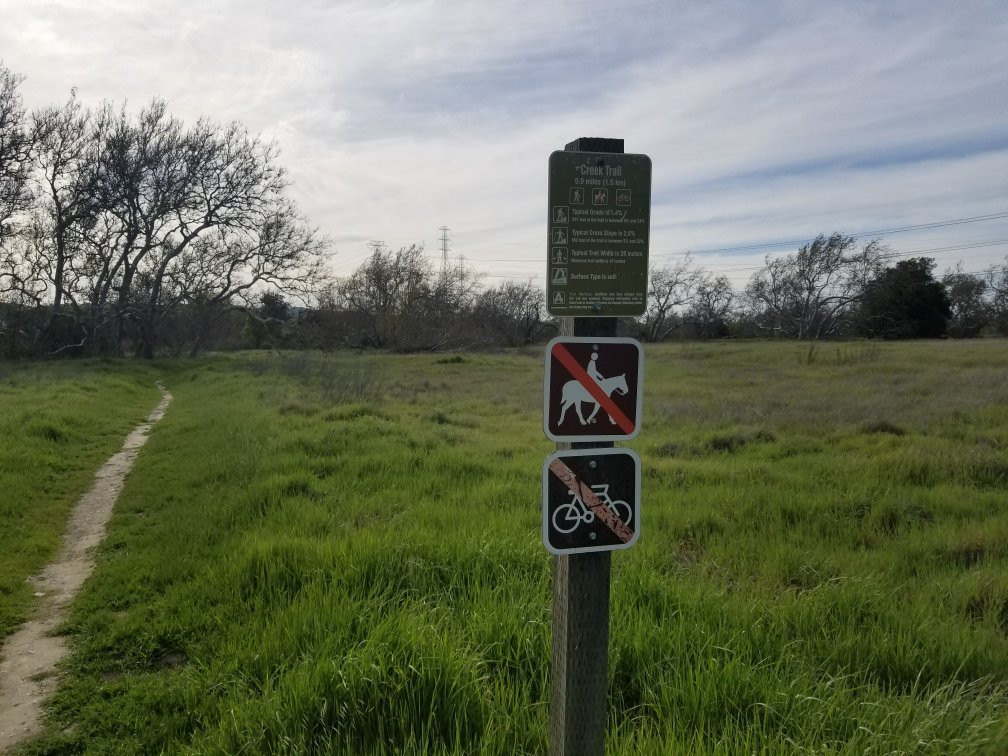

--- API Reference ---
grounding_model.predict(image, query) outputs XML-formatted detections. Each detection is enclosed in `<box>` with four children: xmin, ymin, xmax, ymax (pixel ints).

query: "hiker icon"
<box><xmin>552</xmin><ymin>227</ymin><xmax>568</xmax><ymax>244</ymax></box>
<box><xmin>569</xmin><ymin>187</ymin><xmax>584</xmax><ymax>205</ymax></box>
<box><xmin>558</xmin><ymin>350</ymin><xmax>629</xmax><ymax>425</ymax></box>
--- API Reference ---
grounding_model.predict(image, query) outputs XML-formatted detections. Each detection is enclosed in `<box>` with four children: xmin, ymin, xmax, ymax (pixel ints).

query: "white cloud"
<box><xmin>2</xmin><ymin>0</ymin><xmax>1006</xmax><ymax>290</ymax></box>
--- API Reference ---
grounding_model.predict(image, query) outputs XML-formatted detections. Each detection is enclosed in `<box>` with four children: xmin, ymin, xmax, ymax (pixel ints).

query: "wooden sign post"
<box><xmin>546</xmin><ymin>136</ymin><xmax>649</xmax><ymax>755</ymax></box>
<box><xmin>549</xmin><ymin>320</ymin><xmax>616</xmax><ymax>756</ymax></box>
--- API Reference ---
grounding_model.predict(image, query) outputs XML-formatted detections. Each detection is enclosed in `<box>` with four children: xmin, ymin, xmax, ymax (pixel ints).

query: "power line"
<box><xmin>421</xmin><ymin>237</ymin><xmax>1008</xmax><ymax>272</ymax></box>
<box><xmin>378</xmin><ymin>213</ymin><xmax>1008</xmax><ymax>267</ymax></box>
<box><xmin>658</xmin><ymin>240</ymin><xmax>1008</xmax><ymax>277</ymax></box>
<box><xmin>670</xmin><ymin>211</ymin><xmax>1008</xmax><ymax>258</ymax></box>
<box><xmin>327</xmin><ymin>211</ymin><xmax>1008</xmax><ymax>280</ymax></box>
<box><xmin>896</xmin><ymin>238</ymin><xmax>1008</xmax><ymax>255</ymax></box>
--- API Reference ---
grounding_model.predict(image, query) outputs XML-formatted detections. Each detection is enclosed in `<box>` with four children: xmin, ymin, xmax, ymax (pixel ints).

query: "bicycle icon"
<box><xmin>552</xmin><ymin>484</ymin><xmax>632</xmax><ymax>534</ymax></box>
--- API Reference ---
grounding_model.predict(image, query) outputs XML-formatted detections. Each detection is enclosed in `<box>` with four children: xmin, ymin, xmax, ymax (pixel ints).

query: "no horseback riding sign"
<box><xmin>543</xmin><ymin>336</ymin><xmax>643</xmax><ymax>442</ymax></box>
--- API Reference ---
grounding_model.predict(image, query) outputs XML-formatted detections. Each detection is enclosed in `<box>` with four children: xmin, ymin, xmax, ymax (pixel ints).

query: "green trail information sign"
<box><xmin>546</xmin><ymin>150</ymin><xmax>651</xmax><ymax>317</ymax></box>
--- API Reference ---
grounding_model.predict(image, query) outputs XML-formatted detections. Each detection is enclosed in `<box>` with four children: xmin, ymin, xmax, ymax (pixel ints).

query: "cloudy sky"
<box><xmin>2</xmin><ymin>0</ymin><xmax>1006</xmax><ymax>288</ymax></box>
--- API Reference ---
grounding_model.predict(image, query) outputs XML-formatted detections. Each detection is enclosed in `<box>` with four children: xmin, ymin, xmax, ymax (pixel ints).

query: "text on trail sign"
<box><xmin>543</xmin><ymin>336</ymin><xmax>644</xmax><ymax>442</ymax></box>
<box><xmin>546</xmin><ymin>150</ymin><xmax>651</xmax><ymax>317</ymax></box>
<box><xmin>542</xmin><ymin>447</ymin><xmax>641</xmax><ymax>555</ymax></box>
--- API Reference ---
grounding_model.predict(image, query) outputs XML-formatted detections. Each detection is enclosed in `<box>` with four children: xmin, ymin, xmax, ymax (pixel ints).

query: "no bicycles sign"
<box><xmin>542</xmin><ymin>447</ymin><xmax>641</xmax><ymax>555</ymax></box>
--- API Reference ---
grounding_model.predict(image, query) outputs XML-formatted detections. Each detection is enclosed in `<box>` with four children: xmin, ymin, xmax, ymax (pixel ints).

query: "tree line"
<box><xmin>237</xmin><ymin>233</ymin><xmax>1008</xmax><ymax>354</ymax></box>
<box><xmin>647</xmin><ymin>234</ymin><xmax>1008</xmax><ymax>342</ymax></box>
<box><xmin>0</xmin><ymin>64</ymin><xmax>327</xmax><ymax>358</ymax></box>
<box><xmin>3</xmin><ymin>63</ymin><xmax>1007</xmax><ymax>358</ymax></box>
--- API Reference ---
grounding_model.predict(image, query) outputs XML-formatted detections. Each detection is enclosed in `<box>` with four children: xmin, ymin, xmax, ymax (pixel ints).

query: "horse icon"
<box><xmin>558</xmin><ymin>373</ymin><xmax>629</xmax><ymax>425</ymax></box>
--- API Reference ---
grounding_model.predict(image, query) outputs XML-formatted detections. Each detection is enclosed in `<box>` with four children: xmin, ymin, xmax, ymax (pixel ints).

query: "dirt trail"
<box><xmin>0</xmin><ymin>385</ymin><xmax>172</xmax><ymax>753</ymax></box>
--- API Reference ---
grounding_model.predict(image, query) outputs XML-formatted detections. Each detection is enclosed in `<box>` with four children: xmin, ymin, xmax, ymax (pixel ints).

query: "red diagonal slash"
<box><xmin>548</xmin><ymin>459</ymin><xmax>634</xmax><ymax>542</ymax></box>
<box><xmin>552</xmin><ymin>343</ymin><xmax>634</xmax><ymax>434</ymax></box>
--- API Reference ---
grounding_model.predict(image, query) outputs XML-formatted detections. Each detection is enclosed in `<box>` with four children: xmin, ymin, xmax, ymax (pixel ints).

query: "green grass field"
<box><xmin>5</xmin><ymin>341</ymin><xmax>1008</xmax><ymax>754</ymax></box>
<box><xmin>0</xmin><ymin>360</ymin><xmax>161</xmax><ymax>641</ymax></box>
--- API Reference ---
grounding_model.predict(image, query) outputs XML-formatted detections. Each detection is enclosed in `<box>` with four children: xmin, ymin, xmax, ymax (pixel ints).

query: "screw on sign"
<box><xmin>542</xmin><ymin>447</ymin><xmax>640</xmax><ymax>555</ymax></box>
<box><xmin>543</xmin><ymin>336</ymin><xmax>643</xmax><ymax>442</ymax></box>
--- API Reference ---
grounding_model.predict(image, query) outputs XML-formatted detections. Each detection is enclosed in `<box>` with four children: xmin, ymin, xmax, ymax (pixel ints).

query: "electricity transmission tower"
<box><xmin>439</xmin><ymin>226</ymin><xmax>451</xmax><ymax>276</ymax></box>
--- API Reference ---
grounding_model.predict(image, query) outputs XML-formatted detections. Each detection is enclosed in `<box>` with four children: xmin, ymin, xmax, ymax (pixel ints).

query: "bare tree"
<box><xmin>642</xmin><ymin>254</ymin><xmax>700</xmax><ymax>341</ymax></box>
<box><xmin>986</xmin><ymin>255</ymin><xmax>1008</xmax><ymax>334</ymax></box>
<box><xmin>28</xmin><ymin>93</ymin><xmax>105</xmax><ymax>346</ymax></box>
<box><xmin>38</xmin><ymin>100</ymin><xmax>323</xmax><ymax>357</ymax></box>
<box><xmin>942</xmin><ymin>263</ymin><xmax>989</xmax><ymax>338</ymax></box>
<box><xmin>70</xmin><ymin>100</ymin><xmax>192</xmax><ymax>353</ymax></box>
<box><xmin>0</xmin><ymin>64</ymin><xmax>32</xmax><ymax>248</ymax></box>
<box><xmin>744</xmin><ymin>234</ymin><xmax>887</xmax><ymax>339</ymax></box>
<box><xmin>474</xmin><ymin>279</ymin><xmax>548</xmax><ymax>346</ymax></box>
<box><xmin>173</xmin><ymin>204</ymin><xmax>328</xmax><ymax>355</ymax></box>
<box><xmin>334</xmin><ymin>242</ymin><xmax>490</xmax><ymax>351</ymax></box>
<box><xmin>685</xmin><ymin>273</ymin><xmax>735</xmax><ymax>339</ymax></box>
<box><xmin>425</xmin><ymin>254</ymin><xmax>484</xmax><ymax>349</ymax></box>
<box><xmin>1</xmin><ymin>75</ymin><xmax>331</xmax><ymax>357</ymax></box>
<box><xmin>129</xmin><ymin>118</ymin><xmax>294</xmax><ymax>357</ymax></box>
<box><xmin>0</xmin><ymin>224</ymin><xmax>48</xmax><ymax>304</ymax></box>
<box><xmin>337</xmin><ymin>242</ymin><xmax>431</xmax><ymax>348</ymax></box>
<box><xmin>0</xmin><ymin>223</ymin><xmax>50</xmax><ymax>355</ymax></box>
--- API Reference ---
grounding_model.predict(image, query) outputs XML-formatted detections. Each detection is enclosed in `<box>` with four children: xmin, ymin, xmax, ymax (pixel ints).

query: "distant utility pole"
<box><xmin>439</xmin><ymin>225</ymin><xmax>451</xmax><ymax>276</ymax></box>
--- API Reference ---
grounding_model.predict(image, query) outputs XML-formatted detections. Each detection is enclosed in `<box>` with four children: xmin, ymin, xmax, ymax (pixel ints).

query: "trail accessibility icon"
<box><xmin>542</xmin><ymin>447</ymin><xmax>640</xmax><ymax>555</ymax></box>
<box><xmin>543</xmin><ymin>336</ymin><xmax>643</xmax><ymax>442</ymax></box>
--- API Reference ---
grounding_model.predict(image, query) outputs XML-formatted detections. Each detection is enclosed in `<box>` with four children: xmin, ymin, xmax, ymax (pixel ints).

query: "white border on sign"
<box><xmin>541</xmin><ymin>447</ymin><xmax>641</xmax><ymax>556</ymax></box>
<box><xmin>542</xmin><ymin>336</ymin><xmax>645</xmax><ymax>443</ymax></box>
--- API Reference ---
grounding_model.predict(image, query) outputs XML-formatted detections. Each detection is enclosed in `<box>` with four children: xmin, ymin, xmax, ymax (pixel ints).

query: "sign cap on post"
<box><xmin>564</xmin><ymin>137</ymin><xmax>624</xmax><ymax>152</ymax></box>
